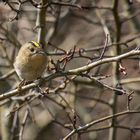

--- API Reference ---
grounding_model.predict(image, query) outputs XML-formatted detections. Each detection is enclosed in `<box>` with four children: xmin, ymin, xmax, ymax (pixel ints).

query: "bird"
<box><xmin>14</xmin><ymin>41</ymin><xmax>47</xmax><ymax>83</ymax></box>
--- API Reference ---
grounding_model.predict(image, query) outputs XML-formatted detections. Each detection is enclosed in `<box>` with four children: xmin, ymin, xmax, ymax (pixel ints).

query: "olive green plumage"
<box><xmin>14</xmin><ymin>41</ymin><xmax>47</xmax><ymax>81</ymax></box>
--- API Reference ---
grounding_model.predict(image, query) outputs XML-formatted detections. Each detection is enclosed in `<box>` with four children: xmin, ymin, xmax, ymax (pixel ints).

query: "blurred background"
<box><xmin>1</xmin><ymin>0</ymin><xmax>140</xmax><ymax>140</ymax></box>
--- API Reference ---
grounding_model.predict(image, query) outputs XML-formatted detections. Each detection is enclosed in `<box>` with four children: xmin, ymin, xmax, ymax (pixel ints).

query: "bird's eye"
<box><xmin>30</xmin><ymin>47</ymin><xmax>35</xmax><ymax>52</ymax></box>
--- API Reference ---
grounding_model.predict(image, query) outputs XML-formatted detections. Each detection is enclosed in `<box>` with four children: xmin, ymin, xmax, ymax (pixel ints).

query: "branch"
<box><xmin>63</xmin><ymin>110</ymin><xmax>140</xmax><ymax>140</ymax></box>
<box><xmin>0</xmin><ymin>48</ymin><xmax>140</xmax><ymax>101</ymax></box>
<box><xmin>50</xmin><ymin>1</ymin><xmax>112</xmax><ymax>10</ymax></box>
<box><xmin>0</xmin><ymin>69</ymin><xmax>15</xmax><ymax>81</ymax></box>
<box><xmin>67</xmin><ymin>49</ymin><xmax>140</xmax><ymax>74</ymax></box>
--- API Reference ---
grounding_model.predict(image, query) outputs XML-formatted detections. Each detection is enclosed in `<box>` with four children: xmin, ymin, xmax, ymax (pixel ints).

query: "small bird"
<box><xmin>14</xmin><ymin>41</ymin><xmax>47</xmax><ymax>82</ymax></box>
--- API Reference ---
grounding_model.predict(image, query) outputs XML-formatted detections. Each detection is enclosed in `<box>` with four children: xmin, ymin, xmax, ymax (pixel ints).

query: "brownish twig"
<box><xmin>62</xmin><ymin>110</ymin><xmax>140</xmax><ymax>140</ymax></box>
<box><xmin>19</xmin><ymin>109</ymin><xmax>29</xmax><ymax>140</ymax></box>
<box><xmin>99</xmin><ymin>34</ymin><xmax>109</xmax><ymax>60</ymax></box>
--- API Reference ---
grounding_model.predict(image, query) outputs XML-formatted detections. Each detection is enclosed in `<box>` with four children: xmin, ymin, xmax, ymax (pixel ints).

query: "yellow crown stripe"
<box><xmin>31</xmin><ymin>41</ymin><xmax>40</xmax><ymax>47</ymax></box>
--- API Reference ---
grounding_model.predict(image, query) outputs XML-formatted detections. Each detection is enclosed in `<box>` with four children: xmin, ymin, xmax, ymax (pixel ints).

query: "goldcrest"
<box><xmin>14</xmin><ymin>41</ymin><xmax>47</xmax><ymax>81</ymax></box>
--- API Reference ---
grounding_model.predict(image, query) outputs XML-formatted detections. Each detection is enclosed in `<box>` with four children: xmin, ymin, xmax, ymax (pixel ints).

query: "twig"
<box><xmin>19</xmin><ymin>109</ymin><xmax>29</xmax><ymax>140</ymax></box>
<box><xmin>11</xmin><ymin>108</ymin><xmax>19</xmax><ymax>140</ymax></box>
<box><xmin>67</xmin><ymin>49</ymin><xmax>140</xmax><ymax>74</ymax></box>
<box><xmin>51</xmin><ymin>2</ymin><xmax>112</xmax><ymax>10</ymax></box>
<box><xmin>46</xmin><ymin>33</ymin><xmax>140</xmax><ymax>56</ymax></box>
<box><xmin>127</xmin><ymin>91</ymin><xmax>134</xmax><ymax>110</ymax></box>
<box><xmin>0</xmin><ymin>69</ymin><xmax>15</xmax><ymax>81</ymax></box>
<box><xmin>62</xmin><ymin>110</ymin><xmax>140</xmax><ymax>140</ymax></box>
<box><xmin>99</xmin><ymin>34</ymin><xmax>109</xmax><ymax>59</ymax></box>
<box><xmin>1</xmin><ymin>48</ymin><xmax>140</xmax><ymax>101</ymax></box>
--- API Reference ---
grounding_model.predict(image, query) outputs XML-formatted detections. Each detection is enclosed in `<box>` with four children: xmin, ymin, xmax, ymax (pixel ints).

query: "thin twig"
<box><xmin>62</xmin><ymin>110</ymin><xmax>140</xmax><ymax>140</ymax></box>
<box><xmin>0</xmin><ymin>69</ymin><xmax>15</xmax><ymax>81</ymax></box>
<box><xmin>19</xmin><ymin>109</ymin><xmax>29</xmax><ymax>140</ymax></box>
<box><xmin>1</xmin><ymin>49</ymin><xmax>140</xmax><ymax>101</ymax></box>
<box><xmin>99</xmin><ymin>34</ymin><xmax>109</xmax><ymax>59</ymax></box>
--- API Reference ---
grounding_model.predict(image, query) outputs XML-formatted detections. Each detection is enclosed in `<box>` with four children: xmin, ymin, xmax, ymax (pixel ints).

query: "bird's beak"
<box><xmin>36</xmin><ymin>50</ymin><xmax>46</xmax><ymax>55</ymax></box>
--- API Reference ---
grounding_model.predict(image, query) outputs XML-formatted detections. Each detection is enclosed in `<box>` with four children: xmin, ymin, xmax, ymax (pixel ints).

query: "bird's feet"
<box><xmin>17</xmin><ymin>80</ymin><xmax>26</xmax><ymax>91</ymax></box>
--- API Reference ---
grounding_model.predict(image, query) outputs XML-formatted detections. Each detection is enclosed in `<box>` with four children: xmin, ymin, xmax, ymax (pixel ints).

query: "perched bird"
<box><xmin>14</xmin><ymin>41</ymin><xmax>47</xmax><ymax>82</ymax></box>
